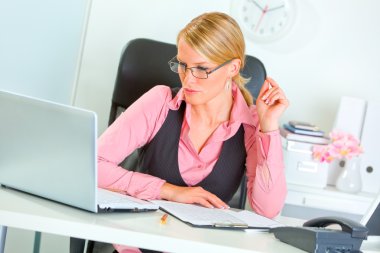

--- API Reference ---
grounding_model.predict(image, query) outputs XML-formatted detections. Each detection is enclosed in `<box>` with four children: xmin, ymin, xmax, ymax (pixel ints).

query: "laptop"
<box><xmin>0</xmin><ymin>90</ymin><xmax>158</xmax><ymax>213</ymax></box>
<box><xmin>361</xmin><ymin>191</ymin><xmax>380</xmax><ymax>236</ymax></box>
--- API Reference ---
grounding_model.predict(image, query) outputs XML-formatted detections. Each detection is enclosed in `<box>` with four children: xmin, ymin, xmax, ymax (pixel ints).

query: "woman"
<box><xmin>98</xmin><ymin>12</ymin><xmax>288</xmax><ymax>253</ymax></box>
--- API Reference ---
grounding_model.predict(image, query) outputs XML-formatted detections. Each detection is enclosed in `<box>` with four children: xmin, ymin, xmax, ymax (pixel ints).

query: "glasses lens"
<box><xmin>169</xmin><ymin>59</ymin><xmax>187</xmax><ymax>74</ymax></box>
<box><xmin>191</xmin><ymin>68</ymin><xmax>208</xmax><ymax>79</ymax></box>
<box><xmin>168</xmin><ymin>57</ymin><xmax>208</xmax><ymax>79</ymax></box>
<box><xmin>169</xmin><ymin>62</ymin><xmax>180</xmax><ymax>73</ymax></box>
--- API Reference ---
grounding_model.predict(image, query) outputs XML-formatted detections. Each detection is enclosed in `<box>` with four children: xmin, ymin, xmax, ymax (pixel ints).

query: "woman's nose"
<box><xmin>183</xmin><ymin>69</ymin><xmax>196</xmax><ymax>83</ymax></box>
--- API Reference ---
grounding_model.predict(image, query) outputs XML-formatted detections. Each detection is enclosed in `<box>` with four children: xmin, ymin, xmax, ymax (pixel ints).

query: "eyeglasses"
<box><xmin>168</xmin><ymin>56</ymin><xmax>232</xmax><ymax>79</ymax></box>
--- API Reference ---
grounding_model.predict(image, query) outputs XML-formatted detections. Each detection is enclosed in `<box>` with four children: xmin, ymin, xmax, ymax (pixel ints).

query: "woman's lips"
<box><xmin>184</xmin><ymin>88</ymin><xmax>200</xmax><ymax>94</ymax></box>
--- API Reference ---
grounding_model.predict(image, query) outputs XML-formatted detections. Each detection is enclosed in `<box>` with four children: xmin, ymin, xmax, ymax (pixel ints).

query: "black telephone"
<box><xmin>271</xmin><ymin>216</ymin><xmax>369</xmax><ymax>253</ymax></box>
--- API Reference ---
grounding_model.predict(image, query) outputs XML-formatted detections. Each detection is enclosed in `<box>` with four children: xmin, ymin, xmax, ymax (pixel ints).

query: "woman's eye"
<box><xmin>178</xmin><ymin>62</ymin><xmax>187</xmax><ymax>68</ymax></box>
<box><xmin>196</xmin><ymin>66</ymin><xmax>208</xmax><ymax>71</ymax></box>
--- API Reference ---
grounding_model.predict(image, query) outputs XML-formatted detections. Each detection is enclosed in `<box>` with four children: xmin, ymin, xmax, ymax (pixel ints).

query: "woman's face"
<box><xmin>177</xmin><ymin>39</ymin><xmax>237</xmax><ymax>106</ymax></box>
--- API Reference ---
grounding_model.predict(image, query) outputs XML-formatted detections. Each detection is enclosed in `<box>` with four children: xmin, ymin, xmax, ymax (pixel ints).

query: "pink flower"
<box><xmin>312</xmin><ymin>130</ymin><xmax>363</xmax><ymax>163</ymax></box>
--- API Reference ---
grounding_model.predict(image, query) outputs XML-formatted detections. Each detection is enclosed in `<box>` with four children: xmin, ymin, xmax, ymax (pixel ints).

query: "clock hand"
<box><xmin>248</xmin><ymin>0</ymin><xmax>264</xmax><ymax>11</ymax></box>
<box><xmin>254</xmin><ymin>4</ymin><xmax>269</xmax><ymax>33</ymax></box>
<box><xmin>266</xmin><ymin>4</ymin><xmax>285</xmax><ymax>12</ymax></box>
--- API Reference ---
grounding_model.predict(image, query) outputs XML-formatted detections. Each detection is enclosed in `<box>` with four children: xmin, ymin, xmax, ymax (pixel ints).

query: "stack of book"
<box><xmin>280</xmin><ymin>121</ymin><xmax>330</xmax><ymax>145</ymax></box>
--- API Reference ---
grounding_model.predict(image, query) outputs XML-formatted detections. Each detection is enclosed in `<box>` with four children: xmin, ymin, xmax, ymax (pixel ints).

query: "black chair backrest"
<box><xmin>109</xmin><ymin>38</ymin><xmax>267</xmax><ymax>209</ymax></box>
<box><xmin>109</xmin><ymin>38</ymin><xmax>266</xmax><ymax>125</ymax></box>
<box><xmin>109</xmin><ymin>39</ymin><xmax>181</xmax><ymax>125</ymax></box>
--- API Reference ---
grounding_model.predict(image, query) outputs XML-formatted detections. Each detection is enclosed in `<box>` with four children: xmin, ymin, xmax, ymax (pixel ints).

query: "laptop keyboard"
<box><xmin>97</xmin><ymin>188</ymin><xmax>157</xmax><ymax>209</ymax></box>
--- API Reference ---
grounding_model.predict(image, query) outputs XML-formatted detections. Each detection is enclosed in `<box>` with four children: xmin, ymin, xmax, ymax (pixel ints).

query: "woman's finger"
<box><xmin>267</xmin><ymin>90</ymin><xmax>289</xmax><ymax>106</ymax></box>
<box><xmin>258</xmin><ymin>79</ymin><xmax>275</xmax><ymax>98</ymax></box>
<box><xmin>267</xmin><ymin>91</ymin><xmax>281</xmax><ymax>105</ymax></box>
<box><xmin>195</xmin><ymin>198</ymin><xmax>215</xmax><ymax>208</ymax></box>
<box><xmin>262</xmin><ymin>87</ymin><xmax>279</xmax><ymax>103</ymax></box>
<box><xmin>195</xmin><ymin>189</ymin><xmax>228</xmax><ymax>209</ymax></box>
<box><xmin>206</xmin><ymin>194</ymin><xmax>228</xmax><ymax>209</ymax></box>
<box><xmin>266</xmin><ymin>77</ymin><xmax>279</xmax><ymax>88</ymax></box>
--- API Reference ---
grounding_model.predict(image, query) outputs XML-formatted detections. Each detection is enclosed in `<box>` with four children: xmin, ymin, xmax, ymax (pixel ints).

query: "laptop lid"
<box><xmin>0</xmin><ymin>90</ymin><xmax>159</xmax><ymax>213</ymax></box>
<box><xmin>361</xmin><ymin>192</ymin><xmax>380</xmax><ymax>236</ymax></box>
<box><xmin>0</xmin><ymin>90</ymin><xmax>98</xmax><ymax>212</ymax></box>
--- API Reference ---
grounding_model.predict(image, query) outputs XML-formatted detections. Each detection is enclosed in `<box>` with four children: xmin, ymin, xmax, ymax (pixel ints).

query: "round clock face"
<box><xmin>231</xmin><ymin>0</ymin><xmax>296</xmax><ymax>43</ymax></box>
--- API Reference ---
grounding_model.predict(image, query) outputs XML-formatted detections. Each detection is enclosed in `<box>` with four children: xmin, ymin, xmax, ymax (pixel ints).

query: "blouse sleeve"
<box><xmin>244</xmin><ymin>108</ymin><xmax>287</xmax><ymax>218</ymax></box>
<box><xmin>97</xmin><ymin>85</ymin><xmax>172</xmax><ymax>200</ymax></box>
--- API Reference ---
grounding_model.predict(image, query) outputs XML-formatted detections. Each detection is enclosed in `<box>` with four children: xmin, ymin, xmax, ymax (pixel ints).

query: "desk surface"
<box><xmin>0</xmin><ymin>187</ymin><xmax>379</xmax><ymax>253</ymax></box>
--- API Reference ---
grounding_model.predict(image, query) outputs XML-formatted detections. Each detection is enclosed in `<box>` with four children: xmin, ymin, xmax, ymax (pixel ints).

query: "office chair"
<box><xmin>74</xmin><ymin>38</ymin><xmax>266</xmax><ymax>253</ymax></box>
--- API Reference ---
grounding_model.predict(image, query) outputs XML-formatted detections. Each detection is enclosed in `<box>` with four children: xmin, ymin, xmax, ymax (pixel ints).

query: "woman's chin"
<box><xmin>184</xmin><ymin>96</ymin><xmax>204</xmax><ymax>106</ymax></box>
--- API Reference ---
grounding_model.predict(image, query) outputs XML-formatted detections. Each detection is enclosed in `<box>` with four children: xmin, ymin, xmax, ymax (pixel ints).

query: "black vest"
<box><xmin>139</xmin><ymin>92</ymin><xmax>247</xmax><ymax>203</ymax></box>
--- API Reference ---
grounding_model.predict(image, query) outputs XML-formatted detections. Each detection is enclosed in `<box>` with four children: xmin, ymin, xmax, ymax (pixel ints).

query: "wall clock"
<box><xmin>231</xmin><ymin>0</ymin><xmax>296</xmax><ymax>43</ymax></box>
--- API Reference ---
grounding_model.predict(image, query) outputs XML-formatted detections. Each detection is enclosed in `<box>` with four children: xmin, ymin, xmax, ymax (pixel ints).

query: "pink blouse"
<box><xmin>98</xmin><ymin>84</ymin><xmax>287</xmax><ymax>218</ymax></box>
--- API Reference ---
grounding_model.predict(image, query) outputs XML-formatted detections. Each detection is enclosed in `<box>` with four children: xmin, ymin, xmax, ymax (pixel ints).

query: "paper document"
<box><xmin>152</xmin><ymin>200</ymin><xmax>284</xmax><ymax>230</ymax></box>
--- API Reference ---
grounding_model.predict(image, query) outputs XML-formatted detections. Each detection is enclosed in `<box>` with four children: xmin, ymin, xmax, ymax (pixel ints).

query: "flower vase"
<box><xmin>335</xmin><ymin>157</ymin><xmax>362</xmax><ymax>193</ymax></box>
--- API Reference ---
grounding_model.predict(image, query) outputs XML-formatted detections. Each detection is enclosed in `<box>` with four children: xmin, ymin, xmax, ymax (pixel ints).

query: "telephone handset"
<box><xmin>271</xmin><ymin>216</ymin><xmax>369</xmax><ymax>253</ymax></box>
<box><xmin>303</xmin><ymin>216</ymin><xmax>369</xmax><ymax>239</ymax></box>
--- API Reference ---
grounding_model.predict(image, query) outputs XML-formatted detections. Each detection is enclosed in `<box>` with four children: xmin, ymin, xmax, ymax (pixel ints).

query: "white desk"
<box><xmin>0</xmin><ymin>187</ymin><xmax>379</xmax><ymax>253</ymax></box>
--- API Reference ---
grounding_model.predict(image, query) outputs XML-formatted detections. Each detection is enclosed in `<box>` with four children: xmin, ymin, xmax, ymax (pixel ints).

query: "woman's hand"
<box><xmin>256</xmin><ymin>77</ymin><xmax>289</xmax><ymax>132</ymax></box>
<box><xmin>159</xmin><ymin>182</ymin><xmax>229</xmax><ymax>209</ymax></box>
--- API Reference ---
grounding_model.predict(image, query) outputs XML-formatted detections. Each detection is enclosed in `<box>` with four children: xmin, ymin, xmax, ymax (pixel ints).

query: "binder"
<box><xmin>359</xmin><ymin>100</ymin><xmax>380</xmax><ymax>193</ymax></box>
<box><xmin>332</xmin><ymin>96</ymin><xmax>367</xmax><ymax>140</ymax></box>
<box><xmin>152</xmin><ymin>200</ymin><xmax>283</xmax><ymax>230</ymax></box>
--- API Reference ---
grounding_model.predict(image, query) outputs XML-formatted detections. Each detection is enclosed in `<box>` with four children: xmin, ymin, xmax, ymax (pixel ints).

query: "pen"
<box><xmin>160</xmin><ymin>213</ymin><xmax>168</xmax><ymax>224</ymax></box>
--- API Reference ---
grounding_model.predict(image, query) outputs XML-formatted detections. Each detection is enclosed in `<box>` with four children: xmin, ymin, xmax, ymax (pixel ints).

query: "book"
<box><xmin>152</xmin><ymin>200</ymin><xmax>283</xmax><ymax>230</ymax></box>
<box><xmin>280</xmin><ymin>128</ymin><xmax>330</xmax><ymax>145</ymax></box>
<box><xmin>289</xmin><ymin>120</ymin><xmax>320</xmax><ymax>132</ymax></box>
<box><xmin>283</xmin><ymin>124</ymin><xmax>325</xmax><ymax>137</ymax></box>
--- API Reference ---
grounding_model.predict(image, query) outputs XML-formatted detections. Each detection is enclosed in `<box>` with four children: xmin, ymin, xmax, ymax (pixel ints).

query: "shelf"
<box><xmin>285</xmin><ymin>183</ymin><xmax>376</xmax><ymax>216</ymax></box>
<box><xmin>288</xmin><ymin>183</ymin><xmax>376</xmax><ymax>201</ymax></box>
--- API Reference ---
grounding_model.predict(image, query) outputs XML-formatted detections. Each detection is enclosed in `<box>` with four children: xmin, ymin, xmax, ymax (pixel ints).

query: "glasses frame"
<box><xmin>168</xmin><ymin>56</ymin><xmax>233</xmax><ymax>79</ymax></box>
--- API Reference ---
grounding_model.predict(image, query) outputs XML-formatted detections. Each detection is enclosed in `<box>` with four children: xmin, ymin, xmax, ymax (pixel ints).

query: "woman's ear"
<box><xmin>229</xmin><ymin>59</ymin><xmax>241</xmax><ymax>77</ymax></box>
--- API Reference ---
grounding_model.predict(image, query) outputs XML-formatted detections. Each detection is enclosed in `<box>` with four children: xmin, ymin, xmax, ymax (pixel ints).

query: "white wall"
<box><xmin>74</xmin><ymin>0</ymin><xmax>380</xmax><ymax>135</ymax></box>
<box><xmin>0</xmin><ymin>0</ymin><xmax>90</xmax><ymax>104</ymax></box>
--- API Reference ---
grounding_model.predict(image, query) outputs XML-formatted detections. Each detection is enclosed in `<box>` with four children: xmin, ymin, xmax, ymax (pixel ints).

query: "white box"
<box><xmin>282</xmin><ymin>138</ymin><xmax>328</xmax><ymax>188</ymax></box>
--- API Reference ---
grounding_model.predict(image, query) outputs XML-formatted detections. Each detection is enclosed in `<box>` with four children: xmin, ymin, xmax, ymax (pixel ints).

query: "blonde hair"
<box><xmin>177</xmin><ymin>12</ymin><xmax>253</xmax><ymax>105</ymax></box>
